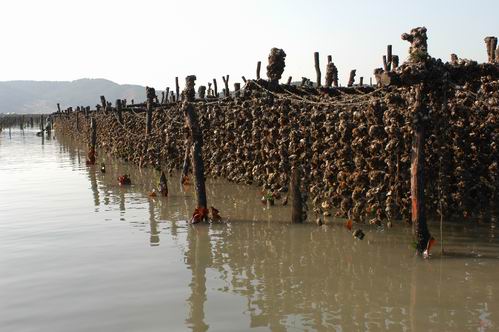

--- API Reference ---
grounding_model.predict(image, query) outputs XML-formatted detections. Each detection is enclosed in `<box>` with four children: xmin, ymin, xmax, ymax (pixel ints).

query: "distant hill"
<box><xmin>0</xmin><ymin>79</ymin><xmax>146</xmax><ymax>114</ymax></box>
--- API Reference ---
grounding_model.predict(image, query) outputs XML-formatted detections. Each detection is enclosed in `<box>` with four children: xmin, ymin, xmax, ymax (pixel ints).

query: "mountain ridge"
<box><xmin>0</xmin><ymin>78</ymin><xmax>146</xmax><ymax>114</ymax></box>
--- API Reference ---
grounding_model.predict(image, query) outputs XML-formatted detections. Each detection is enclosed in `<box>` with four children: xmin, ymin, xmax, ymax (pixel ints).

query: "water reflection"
<box><xmin>51</xmin><ymin>132</ymin><xmax>499</xmax><ymax>332</ymax></box>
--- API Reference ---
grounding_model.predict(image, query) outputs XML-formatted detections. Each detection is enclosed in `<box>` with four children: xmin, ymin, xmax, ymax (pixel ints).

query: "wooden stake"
<box><xmin>116</xmin><ymin>99</ymin><xmax>123</xmax><ymax>124</ymax></box>
<box><xmin>287</xmin><ymin>76</ymin><xmax>292</xmax><ymax>85</ymax></box>
<box><xmin>347</xmin><ymin>70</ymin><xmax>356</xmax><ymax>87</ymax></box>
<box><xmin>387</xmin><ymin>45</ymin><xmax>393</xmax><ymax>71</ymax></box>
<box><xmin>314</xmin><ymin>52</ymin><xmax>321</xmax><ymax>87</ymax></box>
<box><xmin>100</xmin><ymin>96</ymin><xmax>107</xmax><ymax>110</ymax></box>
<box><xmin>175</xmin><ymin>77</ymin><xmax>180</xmax><ymax>101</ymax></box>
<box><xmin>411</xmin><ymin>85</ymin><xmax>431</xmax><ymax>254</ymax></box>
<box><xmin>57</xmin><ymin>103</ymin><xmax>61</xmax><ymax>112</ymax></box>
<box><xmin>222</xmin><ymin>75</ymin><xmax>230</xmax><ymax>97</ymax></box>
<box><xmin>234</xmin><ymin>83</ymin><xmax>241</xmax><ymax>97</ymax></box>
<box><xmin>327</xmin><ymin>55</ymin><xmax>332</xmax><ymax>63</ymax></box>
<box><xmin>256</xmin><ymin>61</ymin><xmax>261</xmax><ymax>80</ymax></box>
<box><xmin>213</xmin><ymin>79</ymin><xmax>218</xmax><ymax>97</ymax></box>
<box><xmin>359</xmin><ymin>77</ymin><xmax>364</xmax><ymax>86</ymax></box>
<box><xmin>146</xmin><ymin>87</ymin><xmax>155</xmax><ymax>135</ymax></box>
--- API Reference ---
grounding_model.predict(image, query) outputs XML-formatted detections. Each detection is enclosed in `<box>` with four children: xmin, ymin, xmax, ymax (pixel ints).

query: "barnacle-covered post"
<box><xmin>314</xmin><ymin>52</ymin><xmax>321</xmax><ymax>87</ymax></box>
<box><xmin>115</xmin><ymin>99</ymin><xmax>123</xmax><ymax>124</ymax></box>
<box><xmin>198</xmin><ymin>86</ymin><xmax>206</xmax><ymax>99</ymax></box>
<box><xmin>411</xmin><ymin>85</ymin><xmax>431</xmax><ymax>254</ymax></box>
<box><xmin>347</xmin><ymin>69</ymin><xmax>356</xmax><ymax>87</ymax></box>
<box><xmin>266</xmin><ymin>48</ymin><xmax>286</xmax><ymax>90</ymax></box>
<box><xmin>484</xmin><ymin>36</ymin><xmax>497</xmax><ymax>63</ymax></box>
<box><xmin>183</xmin><ymin>75</ymin><xmax>208</xmax><ymax>219</ymax></box>
<box><xmin>402</xmin><ymin>26</ymin><xmax>428</xmax><ymax>62</ymax></box>
<box><xmin>175</xmin><ymin>77</ymin><xmax>180</xmax><ymax>102</ymax></box>
<box><xmin>146</xmin><ymin>86</ymin><xmax>156</xmax><ymax>135</ymax></box>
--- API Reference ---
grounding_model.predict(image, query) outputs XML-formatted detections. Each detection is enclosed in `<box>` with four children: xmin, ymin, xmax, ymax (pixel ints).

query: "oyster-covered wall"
<box><xmin>54</xmin><ymin>72</ymin><xmax>498</xmax><ymax>224</ymax></box>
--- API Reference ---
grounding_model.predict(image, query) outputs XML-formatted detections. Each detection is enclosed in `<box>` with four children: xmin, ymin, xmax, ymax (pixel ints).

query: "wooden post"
<box><xmin>370</xmin><ymin>77</ymin><xmax>373</xmax><ymax>86</ymax></box>
<box><xmin>241</xmin><ymin>76</ymin><xmax>247</xmax><ymax>83</ymax></box>
<box><xmin>234</xmin><ymin>83</ymin><xmax>241</xmax><ymax>97</ymax></box>
<box><xmin>347</xmin><ymin>69</ymin><xmax>356</xmax><ymax>87</ymax></box>
<box><xmin>291</xmin><ymin>165</ymin><xmax>303</xmax><ymax>223</ymax></box>
<box><xmin>116</xmin><ymin>99</ymin><xmax>123</xmax><ymax>124</ymax></box>
<box><xmin>146</xmin><ymin>87</ymin><xmax>155</xmax><ymax>135</ymax></box>
<box><xmin>222</xmin><ymin>75</ymin><xmax>229</xmax><ymax>97</ymax></box>
<box><xmin>30</xmin><ymin>117</ymin><xmax>34</xmax><ymax>128</ymax></box>
<box><xmin>165</xmin><ymin>87</ymin><xmax>170</xmax><ymax>103</ymax></box>
<box><xmin>359</xmin><ymin>77</ymin><xmax>364</xmax><ymax>86</ymax></box>
<box><xmin>161</xmin><ymin>91</ymin><xmax>165</xmax><ymax>104</ymax></box>
<box><xmin>170</xmin><ymin>91</ymin><xmax>175</xmax><ymax>102</ymax></box>
<box><xmin>387</xmin><ymin>45</ymin><xmax>393</xmax><ymax>71</ymax></box>
<box><xmin>327</xmin><ymin>55</ymin><xmax>332</xmax><ymax>63</ymax></box>
<box><xmin>383</xmin><ymin>55</ymin><xmax>389</xmax><ymax>71</ymax></box>
<box><xmin>175</xmin><ymin>77</ymin><xmax>180</xmax><ymax>101</ymax></box>
<box><xmin>411</xmin><ymin>85</ymin><xmax>431</xmax><ymax>254</ymax></box>
<box><xmin>392</xmin><ymin>55</ymin><xmax>399</xmax><ymax>70</ymax></box>
<box><xmin>213</xmin><ymin>79</ymin><xmax>218</xmax><ymax>97</ymax></box>
<box><xmin>314</xmin><ymin>52</ymin><xmax>321</xmax><ymax>87</ymax></box>
<box><xmin>256</xmin><ymin>61</ymin><xmax>261</xmax><ymax>80</ymax></box>
<box><xmin>287</xmin><ymin>76</ymin><xmax>292</xmax><ymax>85</ymax></box>
<box><xmin>100</xmin><ymin>96</ymin><xmax>107</xmax><ymax>110</ymax></box>
<box><xmin>183</xmin><ymin>76</ymin><xmax>207</xmax><ymax>217</ymax></box>
<box><xmin>57</xmin><ymin>103</ymin><xmax>61</xmax><ymax>113</ymax></box>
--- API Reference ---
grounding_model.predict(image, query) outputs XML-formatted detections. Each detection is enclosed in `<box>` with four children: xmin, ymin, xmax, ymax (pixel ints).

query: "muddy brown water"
<box><xmin>1</xmin><ymin>129</ymin><xmax>498</xmax><ymax>332</ymax></box>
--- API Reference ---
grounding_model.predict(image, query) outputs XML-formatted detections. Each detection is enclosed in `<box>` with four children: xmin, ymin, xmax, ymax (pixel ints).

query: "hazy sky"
<box><xmin>1</xmin><ymin>0</ymin><xmax>497</xmax><ymax>90</ymax></box>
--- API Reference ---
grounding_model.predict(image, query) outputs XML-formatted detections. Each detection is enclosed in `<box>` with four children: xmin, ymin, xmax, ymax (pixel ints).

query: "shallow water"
<box><xmin>1</xmin><ymin>129</ymin><xmax>498</xmax><ymax>332</ymax></box>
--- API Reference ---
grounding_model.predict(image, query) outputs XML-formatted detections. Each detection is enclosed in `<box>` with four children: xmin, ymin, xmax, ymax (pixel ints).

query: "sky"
<box><xmin>0</xmin><ymin>0</ymin><xmax>498</xmax><ymax>90</ymax></box>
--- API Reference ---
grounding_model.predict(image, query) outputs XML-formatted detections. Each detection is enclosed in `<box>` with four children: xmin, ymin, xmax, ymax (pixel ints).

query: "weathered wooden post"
<box><xmin>222</xmin><ymin>75</ymin><xmax>230</xmax><ymax>97</ymax></box>
<box><xmin>30</xmin><ymin>117</ymin><xmax>34</xmax><ymax>128</ymax></box>
<box><xmin>327</xmin><ymin>55</ymin><xmax>332</xmax><ymax>63</ymax></box>
<box><xmin>170</xmin><ymin>91</ymin><xmax>175</xmax><ymax>102</ymax></box>
<box><xmin>75</xmin><ymin>111</ymin><xmax>79</xmax><ymax>131</ymax></box>
<box><xmin>411</xmin><ymin>85</ymin><xmax>431</xmax><ymax>254</ymax></box>
<box><xmin>287</xmin><ymin>76</ymin><xmax>292</xmax><ymax>85</ymax></box>
<box><xmin>86</xmin><ymin>117</ymin><xmax>97</xmax><ymax>165</ymax></box>
<box><xmin>161</xmin><ymin>91</ymin><xmax>165</xmax><ymax>104</ymax></box>
<box><xmin>387</xmin><ymin>45</ymin><xmax>393</xmax><ymax>71</ymax></box>
<box><xmin>175</xmin><ymin>77</ymin><xmax>180</xmax><ymax>101</ymax></box>
<box><xmin>347</xmin><ymin>69</ymin><xmax>356</xmax><ymax>87</ymax></box>
<box><xmin>213</xmin><ymin>78</ymin><xmax>218</xmax><ymax>97</ymax></box>
<box><xmin>383</xmin><ymin>55</ymin><xmax>389</xmax><ymax>71</ymax></box>
<box><xmin>165</xmin><ymin>87</ymin><xmax>170</xmax><ymax>103</ymax></box>
<box><xmin>146</xmin><ymin>87</ymin><xmax>156</xmax><ymax>135</ymax></box>
<box><xmin>241</xmin><ymin>76</ymin><xmax>247</xmax><ymax>83</ymax></box>
<box><xmin>291</xmin><ymin>164</ymin><xmax>303</xmax><ymax>223</ymax></box>
<box><xmin>100</xmin><ymin>96</ymin><xmax>107</xmax><ymax>110</ymax></box>
<box><xmin>57</xmin><ymin>103</ymin><xmax>61</xmax><ymax>113</ymax></box>
<box><xmin>256</xmin><ymin>61</ymin><xmax>261</xmax><ymax>80</ymax></box>
<box><xmin>116</xmin><ymin>99</ymin><xmax>123</xmax><ymax>124</ymax></box>
<box><xmin>484</xmin><ymin>36</ymin><xmax>498</xmax><ymax>63</ymax></box>
<box><xmin>234</xmin><ymin>83</ymin><xmax>241</xmax><ymax>97</ymax></box>
<box><xmin>267</xmin><ymin>48</ymin><xmax>286</xmax><ymax>90</ymax></box>
<box><xmin>198</xmin><ymin>86</ymin><xmax>206</xmax><ymax>99</ymax></box>
<box><xmin>392</xmin><ymin>55</ymin><xmax>399</xmax><ymax>70</ymax></box>
<box><xmin>314</xmin><ymin>51</ymin><xmax>321</xmax><ymax>87</ymax></box>
<box><xmin>183</xmin><ymin>75</ymin><xmax>208</xmax><ymax>222</ymax></box>
<box><xmin>359</xmin><ymin>77</ymin><xmax>364</xmax><ymax>86</ymax></box>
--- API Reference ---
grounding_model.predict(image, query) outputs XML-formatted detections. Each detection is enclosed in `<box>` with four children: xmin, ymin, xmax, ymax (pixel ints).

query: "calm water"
<box><xmin>1</xmin><ymin>129</ymin><xmax>498</xmax><ymax>332</ymax></box>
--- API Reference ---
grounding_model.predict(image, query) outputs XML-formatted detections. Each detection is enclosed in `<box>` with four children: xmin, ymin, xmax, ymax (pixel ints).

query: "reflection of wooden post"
<box><xmin>314</xmin><ymin>52</ymin><xmax>321</xmax><ymax>87</ymax></box>
<box><xmin>411</xmin><ymin>86</ymin><xmax>431</xmax><ymax>254</ymax></box>
<box><xmin>256</xmin><ymin>61</ymin><xmax>261</xmax><ymax>79</ymax></box>
<box><xmin>291</xmin><ymin>165</ymin><xmax>303</xmax><ymax>223</ymax></box>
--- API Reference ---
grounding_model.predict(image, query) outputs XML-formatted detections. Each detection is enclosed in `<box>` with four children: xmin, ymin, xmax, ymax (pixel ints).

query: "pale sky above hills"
<box><xmin>1</xmin><ymin>0</ymin><xmax>498</xmax><ymax>90</ymax></box>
